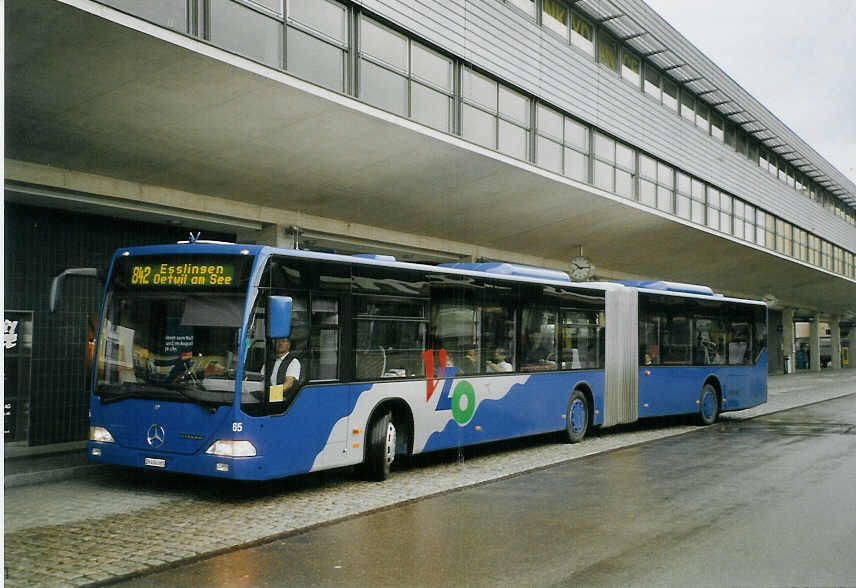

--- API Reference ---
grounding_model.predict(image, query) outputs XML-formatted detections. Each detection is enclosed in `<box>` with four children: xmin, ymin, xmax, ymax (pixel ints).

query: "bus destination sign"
<box><xmin>131</xmin><ymin>263</ymin><xmax>235</xmax><ymax>287</ymax></box>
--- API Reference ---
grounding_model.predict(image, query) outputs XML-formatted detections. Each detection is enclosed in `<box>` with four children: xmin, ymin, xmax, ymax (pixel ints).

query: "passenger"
<box><xmin>486</xmin><ymin>347</ymin><xmax>513</xmax><ymax>372</ymax></box>
<box><xmin>461</xmin><ymin>347</ymin><xmax>478</xmax><ymax>374</ymax></box>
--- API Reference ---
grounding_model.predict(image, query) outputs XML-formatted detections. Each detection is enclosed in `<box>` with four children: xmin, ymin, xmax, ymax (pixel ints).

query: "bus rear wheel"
<box><xmin>565</xmin><ymin>389</ymin><xmax>589</xmax><ymax>443</ymax></box>
<box><xmin>698</xmin><ymin>383</ymin><xmax>719</xmax><ymax>426</ymax></box>
<box><xmin>365</xmin><ymin>411</ymin><xmax>396</xmax><ymax>481</ymax></box>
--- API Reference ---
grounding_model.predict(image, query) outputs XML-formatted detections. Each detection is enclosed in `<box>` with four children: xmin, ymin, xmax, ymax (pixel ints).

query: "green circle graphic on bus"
<box><xmin>451</xmin><ymin>381</ymin><xmax>476</xmax><ymax>424</ymax></box>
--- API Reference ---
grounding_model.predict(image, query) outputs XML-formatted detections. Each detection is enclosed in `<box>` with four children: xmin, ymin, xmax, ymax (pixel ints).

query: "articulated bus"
<box><xmin>72</xmin><ymin>241</ymin><xmax>767</xmax><ymax>481</ymax></box>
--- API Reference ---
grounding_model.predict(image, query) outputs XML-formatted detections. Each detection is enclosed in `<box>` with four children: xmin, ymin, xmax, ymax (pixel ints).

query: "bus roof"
<box><xmin>111</xmin><ymin>242</ymin><xmax>764</xmax><ymax>305</ymax></box>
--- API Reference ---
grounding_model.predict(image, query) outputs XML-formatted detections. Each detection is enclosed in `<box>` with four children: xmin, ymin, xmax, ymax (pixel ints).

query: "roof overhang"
<box><xmin>4</xmin><ymin>0</ymin><xmax>856</xmax><ymax>315</ymax></box>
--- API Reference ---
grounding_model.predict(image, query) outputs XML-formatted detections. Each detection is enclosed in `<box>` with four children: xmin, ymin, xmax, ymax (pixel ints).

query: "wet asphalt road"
<box><xmin>118</xmin><ymin>395</ymin><xmax>856</xmax><ymax>587</ymax></box>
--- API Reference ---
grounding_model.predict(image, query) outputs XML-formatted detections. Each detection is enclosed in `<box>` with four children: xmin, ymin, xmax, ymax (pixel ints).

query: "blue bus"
<box><xmin>69</xmin><ymin>241</ymin><xmax>766</xmax><ymax>481</ymax></box>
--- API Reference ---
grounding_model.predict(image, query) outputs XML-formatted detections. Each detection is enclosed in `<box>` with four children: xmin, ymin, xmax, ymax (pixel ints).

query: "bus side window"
<box><xmin>311</xmin><ymin>297</ymin><xmax>340</xmax><ymax>380</ymax></box>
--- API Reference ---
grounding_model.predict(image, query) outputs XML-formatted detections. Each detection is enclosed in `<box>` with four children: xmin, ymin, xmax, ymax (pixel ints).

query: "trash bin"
<box><xmin>784</xmin><ymin>355</ymin><xmax>791</xmax><ymax>374</ymax></box>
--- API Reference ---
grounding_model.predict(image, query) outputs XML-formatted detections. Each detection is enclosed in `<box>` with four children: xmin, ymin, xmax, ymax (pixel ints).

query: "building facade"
<box><xmin>5</xmin><ymin>0</ymin><xmax>856</xmax><ymax>446</ymax></box>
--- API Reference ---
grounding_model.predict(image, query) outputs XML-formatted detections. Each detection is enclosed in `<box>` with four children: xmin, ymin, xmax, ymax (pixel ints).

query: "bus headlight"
<box><xmin>89</xmin><ymin>426</ymin><xmax>115</xmax><ymax>443</ymax></box>
<box><xmin>205</xmin><ymin>440</ymin><xmax>257</xmax><ymax>457</ymax></box>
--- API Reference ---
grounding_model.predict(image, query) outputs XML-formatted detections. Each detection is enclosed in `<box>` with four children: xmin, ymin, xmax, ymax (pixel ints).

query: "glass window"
<box><xmin>210</xmin><ymin>0</ymin><xmax>282</xmax><ymax>68</ymax></box>
<box><xmin>499</xmin><ymin>86</ymin><xmax>530</xmax><ymax>126</ymax></box>
<box><xmin>411</xmin><ymin>82</ymin><xmax>452</xmax><ymax>132</ymax></box>
<box><xmin>483</xmin><ymin>301</ymin><xmax>516</xmax><ymax>372</ymax></box>
<box><xmin>710</xmin><ymin>114</ymin><xmax>724</xmax><ymax>141</ymax></box>
<box><xmin>615</xmin><ymin>168</ymin><xmax>634</xmax><ymax>199</ymax></box>
<box><xmin>733</xmin><ymin>199</ymin><xmax>745</xmax><ymax>240</ymax></box>
<box><xmin>463</xmin><ymin>69</ymin><xmax>498</xmax><ymax>111</ymax></box>
<box><xmin>622</xmin><ymin>51</ymin><xmax>641</xmax><ymax>87</ymax></box>
<box><xmin>765</xmin><ymin>213</ymin><xmax>776</xmax><ymax>250</ymax></box>
<box><xmin>542</xmin><ymin>0</ymin><xmax>569</xmax><ymax>37</ymax></box>
<box><xmin>411</xmin><ymin>43</ymin><xmax>453</xmax><ymax>91</ymax></box>
<box><xmin>462</xmin><ymin>104</ymin><xmax>497</xmax><ymax>149</ymax></box>
<box><xmin>537</xmin><ymin>104</ymin><xmax>564</xmax><ymax>141</ymax></box>
<box><xmin>101</xmin><ymin>0</ymin><xmax>188</xmax><ymax>31</ymax></box>
<box><xmin>563</xmin><ymin>116</ymin><xmax>589</xmax><ymax>181</ymax></box>
<box><xmin>355</xmin><ymin>317</ymin><xmax>426</xmax><ymax>380</ymax></box>
<box><xmin>521</xmin><ymin>308</ymin><xmax>557</xmax><ymax>372</ymax></box>
<box><xmin>676</xmin><ymin>172</ymin><xmax>691</xmax><ymax>220</ymax></box>
<box><xmin>564</xmin><ymin>118</ymin><xmax>588</xmax><ymax>150</ymax></box>
<box><xmin>594</xmin><ymin>160</ymin><xmax>614</xmax><ymax>191</ymax></box>
<box><xmin>719</xmin><ymin>193</ymin><xmax>732</xmax><ymax>235</ymax></box>
<box><xmin>537</xmin><ymin>136</ymin><xmax>563</xmax><ymax>174</ymax></box>
<box><xmin>616</xmin><ymin>143</ymin><xmax>634</xmax><ymax>170</ymax></box>
<box><xmin>287</xmin><ymin>27</ymin><xmax>345</xmax><ymax>91</ymax></box>
<box><xmin>706</xmin><ymin>187</ymin><xmax>720</xmax><ymax>231</ymax></box>
<box><xmin>743</xmin><ymin>204</ymin><xmax>756</xmax><ymax>243</ymax></box>
<box><xmin>598</xmin><ymin>34</ymin><xmax>619</xmax><ymax>73</ymax></box>
<box><xmin>571</xmin><ymin>13</ymin><xmax>594</xmax><ymax>55</ymax></box>
<box><xmin>694</xmin><ymin>318</ymin><xmax>727</xmax><ymax>365</ymax></box>
<box><xmin>499</xmin><ymin>120</ymin><xmax>528</xmax><ymax>160</ymax></box>
<box><xmin>657</xmin><ymin>162</ymin><xmax>674</xmax><ymax>188</ymax></box>
<box><xmin>360</xmin><ymin>17</ymin><xmax>407</xmax><ymax>72</ymax></box>
<box><xmin>738</xmin><ymin>133</ymin><xmax>749</xmax><ymax>159</ymax></box>
<box><xmin>564</xmin><ymin>148</ymin><xmax>588</xmax><ymax>182</ymax></box>
<box><xmin>695</xmin><ymin>102</ymin><xmax>708</xmax><ymax>132</ymax></box>
<box><xmin>691</xmin><ymin>178</ymin><xmax>705</xmax><ymax>225</ymax></box>
<box><xmin>288</xmin><ymin>0</ymin><xmax>346</xmax><ymax>42</ymax></box>
<box><xmin>359</xmin><ymin>59</ymin><xmax>408</xmax><ymax>116</ymax></box>
<box><xmin>662</xmin><ymin>78</ymin><xmax>678</xmax><ymax>111</ymax></box>
<box><xmin>639</xmin><ymin>178</ymin><xmax>656</xmax><ymax>208</ymax></box>
<box><xmin>560</xmin><ymin>309</ymin><xmax>603</xmax><ymax>369</ymax></box>
<box><xmin>656</xmin><ymin>162</ymin><xmax>673</xmax><ymax>212</ymax></box>
<box><xmin>430</xmin><ymin>288</ymin><xmax>479</xmax><ymax>374</ymax></box>
<box><xmin>644</xmin><ymin>64</ymin><xmax>661</xmax><ymax>100</ymax></box>
<box><xmin>680</xmin><ymin>90</ymin><xmax>694</xmax><ymax>121</ymax></box>
<box><xmin>639</xmin><ymin>154</ymin><xmax>657</xmax><ymax>180</ymax></box>
<box><xmin>311</xmin><ymin>298</ymin><xmax>340</xmax><ymax>380</ymax></box>
<box><xmin>594</xmin><ymin>132</ymin><xmax>615</xmax><ymax>163</ymax></box>
<box><xmin>724</xmin><ymin>122</ymin><xmax>736</xmax><ymax>148</ymax></box>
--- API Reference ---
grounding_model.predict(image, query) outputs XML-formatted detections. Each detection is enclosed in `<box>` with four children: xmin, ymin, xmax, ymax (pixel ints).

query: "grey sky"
<box><xmin>644</xmin><ymin>0</ymin><xmax>856</xmax><ymax>186</ymax></box>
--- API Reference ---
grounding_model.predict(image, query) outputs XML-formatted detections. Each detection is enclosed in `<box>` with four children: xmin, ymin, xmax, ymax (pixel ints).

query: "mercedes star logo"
<box><xmin>146</xmin><ymin>424</ymin><xmax>165</xmax><ymax>448</ymax></box>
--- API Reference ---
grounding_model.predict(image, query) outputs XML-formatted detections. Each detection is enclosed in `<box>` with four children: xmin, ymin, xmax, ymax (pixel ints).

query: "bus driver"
<box><xmin>270</xmin><ymin>337</ymin><xmax>301</xmax><ymax>395</ymax></box>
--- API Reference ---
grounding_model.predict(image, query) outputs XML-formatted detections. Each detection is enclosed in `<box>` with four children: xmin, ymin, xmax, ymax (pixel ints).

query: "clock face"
<box><xmin>570</xmin><ymin>256</ymin><xmax>593</xmax><ymax>280</ymax></box>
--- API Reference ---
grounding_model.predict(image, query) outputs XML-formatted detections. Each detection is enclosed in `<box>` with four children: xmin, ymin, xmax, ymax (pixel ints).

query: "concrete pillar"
<box><xmin>830</xmin><ymin>316</ymin><xmax>841</xmax><ymax>370</ymax></box>
<box><xmin>237</xmin><ymin>224</ymin><xmax>294</xmax><ymax>248</ymax></box>
<box><xmin>809</xmin><ymin>315</ymin><xmax>822</xmax><ymax>371</ymax></box>
<box><xmin>767</xmin><ymin>310</ymin><xmax>783</xmax><ymax>375</ymax></box>
<box><xmin>782</xmin><ymin>308</ymin><xmax>795</xmax><ymax>374</ymax></box>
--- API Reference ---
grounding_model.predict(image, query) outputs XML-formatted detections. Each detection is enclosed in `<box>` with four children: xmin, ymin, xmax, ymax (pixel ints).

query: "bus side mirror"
<box><xmin>50</xmin><ymin>268</ymin><xmax>104</xmax><ymax>312</ymax></box>
<box><xmin>267</xmin><ymin>296</ymin><xmax>292</xmax><ymax>339</ymax></box>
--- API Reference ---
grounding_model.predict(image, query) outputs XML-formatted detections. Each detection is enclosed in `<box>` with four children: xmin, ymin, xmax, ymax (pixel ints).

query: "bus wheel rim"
<box><xmin>385</xmin><ymin>421</ymin><xmax>396</xmax><ymax>466</ymax></box>
<box><xmin>570</xmin><ymin>398</ymin><xmax>586</xmax><ymax>433</ymax></box>
<box><xmin>702</xmin><ymin>390</ymin><xmax>716</xmax><ymax>419</ymax></box>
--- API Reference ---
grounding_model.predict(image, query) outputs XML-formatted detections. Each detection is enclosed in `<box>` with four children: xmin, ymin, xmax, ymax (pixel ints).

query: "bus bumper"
<box><xmin>87</xmin><ymin>441</ymin><xmax>268</xmax><ymax>480</ymax></box>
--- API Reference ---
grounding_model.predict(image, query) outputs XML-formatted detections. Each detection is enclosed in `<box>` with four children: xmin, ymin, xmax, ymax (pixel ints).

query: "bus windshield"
<box><xmin>94</xmin><ymin>253</ymin><xmax>253</xmax><ymax>406</ymax></box>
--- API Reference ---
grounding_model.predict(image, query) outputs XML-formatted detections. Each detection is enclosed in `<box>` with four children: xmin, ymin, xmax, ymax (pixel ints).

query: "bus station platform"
<box><xmin>4</xmin><ymin>369</ymin><xmax>856</xmax><ymax>586</ymax></box>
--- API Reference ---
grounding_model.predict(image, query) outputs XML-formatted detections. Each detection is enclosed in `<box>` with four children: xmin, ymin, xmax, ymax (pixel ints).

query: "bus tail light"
<box><xmin>89</xmin><ymin>426</ymin><xmax>115</xmax><ymax>443</ymax></box>
<box><xmin>205</xmin><ymin>440</ymin><xmax>257</xmax><ymax>457</ymax></box>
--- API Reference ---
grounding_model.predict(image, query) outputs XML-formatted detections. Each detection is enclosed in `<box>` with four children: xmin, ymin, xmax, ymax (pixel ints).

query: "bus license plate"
<box><xmin>144</xmin><ymin>457</ymin><xmax>166</xmax><ymax>468</ymax></box>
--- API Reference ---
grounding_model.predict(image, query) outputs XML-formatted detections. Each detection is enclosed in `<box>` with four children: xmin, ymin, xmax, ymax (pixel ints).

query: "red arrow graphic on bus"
<box><xmin>422</xmin><ymin>348</ymin><xmax>448</xmax><ymax>402</ymax></box>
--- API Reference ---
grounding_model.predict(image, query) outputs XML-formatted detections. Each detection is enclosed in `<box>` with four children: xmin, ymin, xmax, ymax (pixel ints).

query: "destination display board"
<box><xmin>130</xmin><ymin>262</ymin><xmax>235</xmax><ymax>287</ymax></box>
<box><xmin>112</xmin><ymin>254</ymin><xmax>253</xmax><ymax>292</ymax></box>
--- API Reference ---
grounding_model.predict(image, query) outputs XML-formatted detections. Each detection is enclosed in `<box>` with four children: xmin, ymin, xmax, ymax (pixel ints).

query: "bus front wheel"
<box><xmin>698</xmin><ymin>383</ymin><xmax>719</xmax><ymax>426</ymax></box>
<box><xmin>565</xmin><ymin>389</ymin><xmax>589</xmax><ymax>443</ymax></box>
<box><xmin>365</xmin><ymin>411</ymin><xmax>396</xmax><ymax>481</ymax></box>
